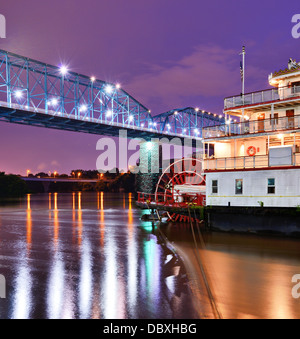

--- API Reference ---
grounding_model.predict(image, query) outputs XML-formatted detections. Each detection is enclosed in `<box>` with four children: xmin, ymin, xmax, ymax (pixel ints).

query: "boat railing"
<box><xmin>137</xmin><ymin>192</ymin><xmax>206</xmax><ymax>207</ymax></box>
<box><xmin>204</xmin><ymin>153</ymin><xmax>300</xmax><ymax>171</ymax></box>
<box><xmin>205</xmin><ymin>155</ymin><xmax>269</xmax><ymax>171</ymax></box>
<box><xmin>224</xmin><ymin>85</ymin><xmax>300</xmax><ymax>109</ymax></box>
<box><xmin>203</xmin><ymin>115</ymin><xmax>300</xmax><ymax>139</ymax></box>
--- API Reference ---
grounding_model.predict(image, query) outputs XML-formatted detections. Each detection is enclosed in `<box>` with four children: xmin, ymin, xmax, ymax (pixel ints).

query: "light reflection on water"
<box><xmin>0</xmin><ymin>192</ymin><xmax>195</xmax><ymax>319</ymax></box>
<box><xmin>162</xmin><ymin>225</ymin><xmax>300</xmax><ymax>319</ymax></box>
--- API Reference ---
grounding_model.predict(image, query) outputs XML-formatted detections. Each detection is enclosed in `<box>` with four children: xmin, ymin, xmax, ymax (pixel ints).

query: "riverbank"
<box><xmin>0</xmin><ymin>173</ymin><xmax>27</xmax><ymax>198</ymax></box>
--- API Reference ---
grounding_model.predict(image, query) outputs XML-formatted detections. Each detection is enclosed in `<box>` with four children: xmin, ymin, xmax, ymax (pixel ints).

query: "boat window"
<box><xmin>235</xmin><ymin>179</ymin><xmax>243</xmax><ymax>195</ymax></box>
<box><xmin>268</xmin><ymin>178</ymin><xmax>275</xmax><ymax>194</ymax></box>
<box><xmin>212</xmin><ymin>180</ymin><xmax>218</xmax><ymax>194</ymax></box>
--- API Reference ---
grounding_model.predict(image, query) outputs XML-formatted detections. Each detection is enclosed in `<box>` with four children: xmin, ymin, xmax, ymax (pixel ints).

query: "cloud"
<box><xmin>37</xmin><ymin>162</ymin><xmax>47</xmax><ymax>171</ymax></box>
<box><xmin>51</xmin><ymin>160</ymin><xmax>60</xmax><ymax>167</ymax></box>
<box><xmin>126</xmin><ymin>44</ymin><xmax>244</xmax><ymax>112</ymax></box>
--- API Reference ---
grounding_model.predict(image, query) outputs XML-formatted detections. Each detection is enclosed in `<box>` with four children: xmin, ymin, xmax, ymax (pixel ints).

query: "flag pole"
<box><xmin>239</xmin><ymin>46</ymin><xmax>246</xmax><ymax>120</ymax></box>
<box><xmin>242</xmin><ymin>46</ymin><xmax>245</xmax><ymax>96</ymax></box>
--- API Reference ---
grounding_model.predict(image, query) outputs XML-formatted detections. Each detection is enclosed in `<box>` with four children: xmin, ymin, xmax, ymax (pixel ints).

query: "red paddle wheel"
<box><xmin>154</xmin><ymin>158</ymin><xmax>206</xmax><ymax>223</ymax></box>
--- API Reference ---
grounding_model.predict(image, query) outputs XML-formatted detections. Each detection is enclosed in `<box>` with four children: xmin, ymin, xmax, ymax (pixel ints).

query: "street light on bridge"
<box><xmin>26</xmin><ymin>169</ymin><xmax>31</xmax><ymax>177</ymax></box>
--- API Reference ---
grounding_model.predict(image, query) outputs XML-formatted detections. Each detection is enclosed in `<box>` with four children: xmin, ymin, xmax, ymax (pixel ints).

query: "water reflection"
<box><xmin>127</xmin><ymin>192</ymin><xmax>137</xmax><ymax>317</ymax></box>
<box><xmin>53</xmin><ymin>193</ymin><xmax>59</xmax><ymax>248</ymax></box>
<box><xmin>12</xmin><ymin>249</ymin><xmax>32</xmax><ymax>319</ymax></box>
<box><xmin>0</xmin><ymin>192</ymin><xmax>196</xmax><ymax>319</ymax></box>
<box><xmin>79</xmin><ymin>239</ymin><xmax>93</xmax><ymax>319</ymax></box>
<box><xmin>99</xmin><ymin>192</ymin><xmax>105</xmax><ymax>248</ymax></box>
<box><xmin>26</xmin><ymin>195</ymin><xmax>32</xmax><ymax>252</ymax></box>
<box><xmin>77</xmin><ymin>192</ymin><xmax>82</xmax><ymax>246</ymax></box>
<box><xmin>47</xmin><ymin>250</ymin><xmax>65</xmax><ymax>319</ymax></box>
<box><xmin>143</xmin><ymin>237</ymin><xmax>161</xmax><ymax>315</ymax></box>
<box><xmin>72</xmin><ymin>192</ymin><xmax>76</xmax><ymax>242</ymax></box>
<box><xmin>104</xmin><ymin>222</ymin><xmax>118</xmax><ymax>319</ymax></box>
<box><xmin>162</xmin><ymin>227</ymin><xmax>300</xmax><ymax>319</ymax></box>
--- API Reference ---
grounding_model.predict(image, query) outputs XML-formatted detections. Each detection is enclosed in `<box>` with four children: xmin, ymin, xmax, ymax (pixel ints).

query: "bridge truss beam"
<box><xmin>0</xmin><ymin>50</ymin><xmax>224</xmax><ymax>141</ymax></box>
<box><xmin>0</xmin><ymin>49</ymin><xmax>153</xmax><ymax>129</ymax></box>
<box><xmin>152</xmin><ymin>107</ymin><xmax>225</xmax><ymax>138</ymax></box>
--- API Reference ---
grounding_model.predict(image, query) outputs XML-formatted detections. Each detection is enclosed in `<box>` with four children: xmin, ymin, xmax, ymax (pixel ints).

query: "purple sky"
<box><xmin>0</xmin><ymin>0</ymin><xmax>299</xmax><ymax>175</ymax></box>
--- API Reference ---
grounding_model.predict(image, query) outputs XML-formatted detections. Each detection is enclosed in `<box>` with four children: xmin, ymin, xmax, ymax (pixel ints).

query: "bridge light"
<box><xmin>195</xmin><ymin>108</ymin><xmax>199</xmax><ymax>112</ymax></box>
<box><xmin>15</xmin><ymin>90</ymin><xmax>23</xmax><ymax>99</ymax></box>
<box><xmin>116</xmin><ymin>83</ymin><xmax>121</xmax><ymax>89</ymax></box>
<box><xmin>174</xmin><ymin>111</ymin><xmax>178</xmax><ymax>115</ymax></box>
<box><xmin>60</xmin><ymin>65</ymin><xmax>68</xmax><ymax>76</ymax></box>
<box><xmin>105</xmin><ymin>84</ymin><xmax>114</xmax><ymax>94</ymax></box>
<box><xmin>91</xmin><ymin>76</ymin><xmax>96</xmax><ymax>82</ymax></box>
<box><xmin>106</xmin><ymin>110</ymin><xmax>112</xmax><ymax>117</ymax></box>
<box><xmin>51</xmin><ymin>98</ymin><xmax>58</xmax><ymax>106</ymax></box>
<box><xmin>79</xmin><ymin>105</ymin><xmax>87</xmax><ymax>112</ymax></box>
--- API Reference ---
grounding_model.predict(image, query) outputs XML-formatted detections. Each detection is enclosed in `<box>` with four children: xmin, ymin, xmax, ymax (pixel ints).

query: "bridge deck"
<box><xmin>0</xmin><ymin>103</ymin><xmax>187</xmax><ymax>141</ymax></box>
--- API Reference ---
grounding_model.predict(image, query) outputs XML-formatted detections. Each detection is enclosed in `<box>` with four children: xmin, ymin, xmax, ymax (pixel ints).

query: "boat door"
<box><xmin>286</xmin><ymin>109</ymin><xmax>294</xmax><ymax>129</ymax></box>
<box><xmin>257</xmin><ymin>113</ymin><xmax>265</xmax><ymax>133</ymax></box>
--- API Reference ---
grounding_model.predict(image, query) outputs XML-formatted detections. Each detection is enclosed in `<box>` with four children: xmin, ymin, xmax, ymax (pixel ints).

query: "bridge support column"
<box><xmin>42</xmin><ymin>181</ymin><xmax>51</xmax><ymax>193</ymax></box>
<box><xmin>136</xmin><ymin>140</ymin><xmax>161</xmax><ymax>195</ymax></box>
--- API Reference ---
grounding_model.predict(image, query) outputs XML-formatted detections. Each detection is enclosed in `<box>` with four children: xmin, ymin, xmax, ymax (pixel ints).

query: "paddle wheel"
<box><xmin>154</xmin><ymin>158</ymin><xmax>206</xmax><ymax>223</ymax></box>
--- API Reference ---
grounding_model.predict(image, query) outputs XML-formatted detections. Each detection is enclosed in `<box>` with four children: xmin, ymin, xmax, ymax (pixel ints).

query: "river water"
<box><xmin>161</xmin><ymin>224</ymin><xmax>300</xmax><ymax>319</ymax></box>
<box><xmin>0</xmin><ymin>192</ymin><xmax>299</xmax><ymax>319</ymax></box>
<box><xmin>0</xmin><ymin>192</ymin><xmax>196</xmax><ymax>319</ymax></box>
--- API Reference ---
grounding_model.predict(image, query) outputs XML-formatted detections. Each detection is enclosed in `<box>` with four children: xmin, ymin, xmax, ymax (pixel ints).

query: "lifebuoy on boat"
<box><xmin>247</xmin><ymin>146</ymin><xmax>256</xmax><ymax>156</ymax></box>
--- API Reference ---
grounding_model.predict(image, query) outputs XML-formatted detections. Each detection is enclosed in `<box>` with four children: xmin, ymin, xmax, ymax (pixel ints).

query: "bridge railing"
<box><xmin>0</xmin><ymin>99</ymin><xmax>186</xmax><ymax>138</ymax></box>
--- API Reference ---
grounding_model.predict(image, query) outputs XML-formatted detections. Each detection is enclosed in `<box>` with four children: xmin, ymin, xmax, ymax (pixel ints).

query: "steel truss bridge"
<box><xmin>0</xmin><ymin>49</ymin><xmax>224</xmax><ymax>140</ymax></box>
